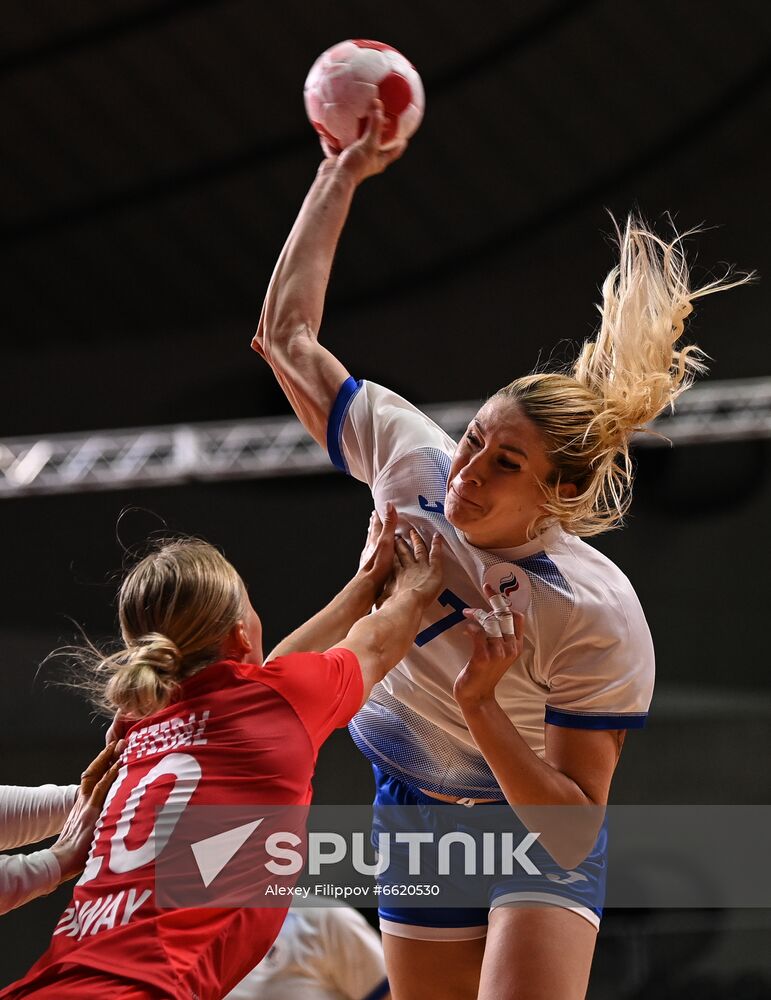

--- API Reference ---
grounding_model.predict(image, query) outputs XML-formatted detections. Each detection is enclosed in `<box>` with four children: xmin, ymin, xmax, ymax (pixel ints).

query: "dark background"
<box><xmin>1</xmin><ymin>1</ymin><xmax>770</xmax><ymax>996</ymax></box>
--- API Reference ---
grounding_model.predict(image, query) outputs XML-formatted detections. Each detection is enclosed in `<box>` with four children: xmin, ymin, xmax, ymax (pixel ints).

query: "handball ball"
<box><xmin>304</xmin><ymin>39</ymin><xmax>424</xmax><ymax>153</ymax></box>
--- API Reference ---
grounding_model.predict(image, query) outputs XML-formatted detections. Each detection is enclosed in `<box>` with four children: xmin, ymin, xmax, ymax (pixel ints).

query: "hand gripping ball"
<box><xmin>304</xmin><ymin>39</ymin><xmax>424</xmax><ymax>152</ymax></box>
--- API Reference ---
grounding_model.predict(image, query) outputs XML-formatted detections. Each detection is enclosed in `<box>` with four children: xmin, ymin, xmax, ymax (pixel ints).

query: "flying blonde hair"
<box><xmin>495</xmin><ymin>216</ymin><xmax>752</xmax><ymax>537</ymax></box>
<box><xmin>67</xmin><ymin>537</ymin><xmax>246</xmax><ymax>719</ymax></box>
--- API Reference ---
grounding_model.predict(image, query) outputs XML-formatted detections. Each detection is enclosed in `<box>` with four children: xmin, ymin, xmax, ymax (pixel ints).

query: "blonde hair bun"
<box><xmin>130</xmin><ymin>633</ymin><xmax>183</xmax><ymax>674</ymax></box>
<box><xmin>103</xmin><ymin>634</ymin><xmax>183</xmax><ymax>718</ymax></box>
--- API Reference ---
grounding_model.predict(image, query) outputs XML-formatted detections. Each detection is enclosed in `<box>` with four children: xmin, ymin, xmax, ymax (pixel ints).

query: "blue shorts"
<box><xmin>372</xmin><ymin>765</ymin><xmax>605</xmax><ymax>940</ymax></box>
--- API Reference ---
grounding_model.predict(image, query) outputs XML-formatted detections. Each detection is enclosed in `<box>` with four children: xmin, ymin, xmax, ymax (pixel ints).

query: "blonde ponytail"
<box><xmin>573</xmin><ymin>215</ymin><xmax>728</xmax><ymax>424</ymax></box>
<box><xmin>496</xmin><ymin>216</ymin><xmax>752</xmax><ymax>537</ymax></box>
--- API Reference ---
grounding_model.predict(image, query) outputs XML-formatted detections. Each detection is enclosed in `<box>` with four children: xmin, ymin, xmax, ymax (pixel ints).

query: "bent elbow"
<box><xmin>543</xmin><ymin>824</ymin><xmax>604</xmax><ymax>872</ymax></box>
<box><xmin>251</xmin><ymin>328</ymin><xmax>266</xmax><ymax>357</ymax></box>
<box><xmin>258</xmin><ymin>317</ymin><xmax>317</xmax><ymax>364</ymax></box>
<box><xmin>253</xmin><ymin>313</ymin><xmax>282</xmax><ymax>361</ymax></box>
<box><xmin>551</xmin><ymin>844</ymin><xmax>595</xmax><ymax>872</ymax></box>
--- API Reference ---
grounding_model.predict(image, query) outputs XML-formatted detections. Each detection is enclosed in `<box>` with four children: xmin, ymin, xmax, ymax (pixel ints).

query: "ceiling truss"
<box><xmin>1</xmin><ymin>378</ymin><xmax>769</xmax><ymax>498</ymax></box>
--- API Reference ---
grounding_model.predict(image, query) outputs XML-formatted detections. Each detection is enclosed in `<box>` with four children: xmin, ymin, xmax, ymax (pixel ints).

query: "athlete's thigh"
<box><xmin>382</xmin><ymin>932</ymin><xmax>486</xmax><ymax>1000</ymax></box>
<box><xmin>478</xmin><ymin>905</ymin><xmax>598</xmax><ymax>1000</ymax></box>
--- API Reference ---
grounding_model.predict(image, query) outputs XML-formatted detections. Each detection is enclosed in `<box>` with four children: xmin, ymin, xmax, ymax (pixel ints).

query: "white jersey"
<box><xmin>225</xmin><ymin>903</ymin><xmax>388</xmax><ymax>1000</ymax></box>
<box><xmin>329</xmin><ymin>379</ymin><xmax>655</xmax><ymax>799</ymax></box>
<box><xmin>0</xmin><ymin>783</ymin><xmax>78</xmax><ymax>915</ymax></box>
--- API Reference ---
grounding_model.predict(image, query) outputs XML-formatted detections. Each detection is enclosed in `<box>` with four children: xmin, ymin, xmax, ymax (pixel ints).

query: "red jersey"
<box><xmin>1</xmin><ymin>649</ymin><xmax>362</xmax><ymax>1000</ymax></box>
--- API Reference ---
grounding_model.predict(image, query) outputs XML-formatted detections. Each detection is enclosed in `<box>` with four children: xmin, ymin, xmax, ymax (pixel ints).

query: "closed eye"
<box><xmin>467</xmin><ymin>431</ymin><xmax>520</xmax><ymax>470</ymax></box>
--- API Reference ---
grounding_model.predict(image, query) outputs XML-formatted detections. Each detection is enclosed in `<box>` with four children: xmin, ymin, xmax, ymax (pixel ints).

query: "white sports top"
<box><xmin>329</xmin><ymin>379</ymin><xmax>655</xmax><ymax>799</ymax></box>
<box><xmin>0</xmin><ymin>783</ymin><xmax>78</xmax><ymax>915</ymax></box>
<box><xmin>225</xmin><ymin>903</ymin><xmax>388</xmax><ymax>1000</ymax></box>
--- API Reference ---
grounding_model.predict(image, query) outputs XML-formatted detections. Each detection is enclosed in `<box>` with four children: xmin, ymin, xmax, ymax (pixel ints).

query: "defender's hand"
<box><xmin>358</xmin><ymin>503</ymin><xmax>398</xmax><ymax>607</ymax></box>
<box><xmin>51</xmin><ymin>741</ymin><xmax>124</xmax><ymax>882</ymax></box>
<box><xmin>390</xmin><ymin>528</ymin><xmax>443</xmax><ymax>609</ymax></box>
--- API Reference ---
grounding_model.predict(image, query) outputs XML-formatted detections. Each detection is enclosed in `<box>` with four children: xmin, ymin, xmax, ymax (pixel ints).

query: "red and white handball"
<box><xmin>304</xmin><ymin>39</ymin><xmax>424</xmax><ymax>153</ymax></box>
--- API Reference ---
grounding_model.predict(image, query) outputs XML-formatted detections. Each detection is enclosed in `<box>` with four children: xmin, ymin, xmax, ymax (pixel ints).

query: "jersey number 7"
<box><xmin>415</xmin><ymin>589</ymin><xmax>469</xmax><ymax>647</ymax></box>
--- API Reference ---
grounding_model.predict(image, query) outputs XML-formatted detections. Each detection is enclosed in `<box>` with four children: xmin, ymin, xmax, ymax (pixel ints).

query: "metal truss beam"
<box><xmin>1</xmin><ymin>378</ymin><xmax>769</xmax><ymax>498</ymax></box>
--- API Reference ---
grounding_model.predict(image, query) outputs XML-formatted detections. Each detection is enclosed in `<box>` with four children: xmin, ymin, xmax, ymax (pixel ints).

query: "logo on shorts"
<box><xmin>546</xmin><ymin>870</ymin><xmax>589</xmax><ymax>886</ymax></box>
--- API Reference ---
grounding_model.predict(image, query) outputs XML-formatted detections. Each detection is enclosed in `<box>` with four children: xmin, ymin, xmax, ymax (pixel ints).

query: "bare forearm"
<box><xmin>344</xmin><ymin>589</ymin><xmax>425</xmax><ymax>685</ymax></box>
<box><xmin>268</xmin><ymin>575</ymin><xmax>376</xmax><ymax>660</ymax></box>
<box><xmin>253</xmin><ymin>162</ymin><xmax>355</xmax><ymax>444</ymax></box>
<box><xmin>461</xmin><ymin>699</ymin><xmax>603</xmax><ymax>868</ymax></box>
<box><xmin>461</xmin><ymin>700</ymin><xmax>588</xmax><ymax>806</ymax></box>
<box><xmin>256</xmin><ymin>163</ymin><xmax>357</xmax><ymax>356</ymax></box>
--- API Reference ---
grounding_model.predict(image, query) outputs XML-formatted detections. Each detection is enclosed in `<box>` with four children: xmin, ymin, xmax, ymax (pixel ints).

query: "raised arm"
<box><xmin>252</xmin><ymin>101</ymin><xmax>406</xmax><ymax>447</ymax></box>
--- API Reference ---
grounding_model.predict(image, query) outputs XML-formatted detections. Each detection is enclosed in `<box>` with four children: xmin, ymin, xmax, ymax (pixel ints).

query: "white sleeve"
<box><xmin>0</xmin><ymin>849</ymin><xmax>61</xmax><ymax>915</ymax></box>
<box><xmin>319</xmin><ymin>906</ymin><xmax>389</xmax><ymax>1000</ymax></box>
<box><xmin>0</xmin><ymin>784</ymin><xmax>79</xmax><ymax>850</ymax></box>
<box><xmin>545</xmin><ymin>600</ymin><xmax>654</xmax><ymax>731</ymax></box>
<box><xmin>327</xmin><ymin>378</ymin><xmax>455</xmax><ymax>487</ymax></box>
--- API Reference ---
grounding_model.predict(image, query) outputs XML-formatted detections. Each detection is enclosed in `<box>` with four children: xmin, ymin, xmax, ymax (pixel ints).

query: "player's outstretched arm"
<box><xmin>267</xmin><ymin>505</ymin><xmax>398</xmax><ymax>660</ymax></box>
<box><xmin>252</xmin><ymin>100</ymin><xmax>406</xmax><ymax>448</ymax></box>
<box><xmin>0</xmin><ymin>742</ymin><xmax>122</xmax><ymax>915</ymax></box>
<box><xmin>337</xmin><ymin>529</ymin><xmax>442</xmax><ymax>705</ymax></box>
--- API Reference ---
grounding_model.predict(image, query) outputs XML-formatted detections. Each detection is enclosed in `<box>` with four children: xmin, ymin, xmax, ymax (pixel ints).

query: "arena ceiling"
<box><xmin>1</xmin><ymin>0</ymin><xmax>770</xmax><ymax>437</ymax></box>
